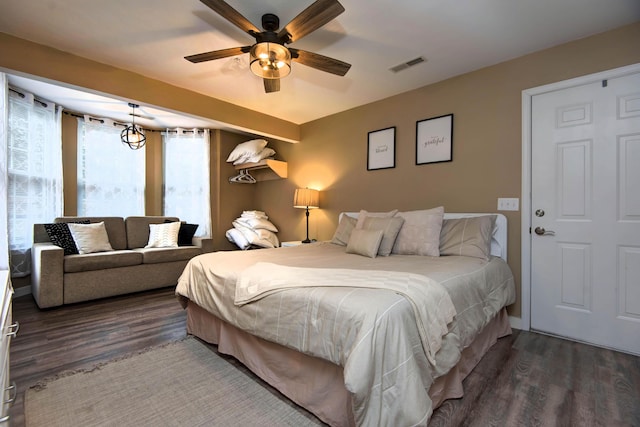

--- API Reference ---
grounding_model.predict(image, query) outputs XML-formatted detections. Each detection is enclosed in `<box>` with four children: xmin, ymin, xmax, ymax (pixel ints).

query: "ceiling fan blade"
<box><xmin>185</xmin><ymin>46</ymin><xmax>251</xmax><ymax>63</ymax></box>
<box><xmin>277</xmin><ymin>0</ymin><xmax>345</xmax><ymax>43</ymax></box>
<box><xmin>264</xmin><ymin>78</ymin><xmax>280</xmax><ymax>93</ymax></box>
<box><xmin>290</xmin><ymin>48</ymin><xmax>351</xmax><ymax>76</ymax></box>
<box><xmin>200</xmin><ymin>0</ymin><xmax>260</xmax><ymax>35</ymax></box>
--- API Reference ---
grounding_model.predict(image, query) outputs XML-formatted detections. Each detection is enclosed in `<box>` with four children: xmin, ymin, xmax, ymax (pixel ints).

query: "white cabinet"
<box><xmin>0</xmin><ymin>271</ymin><xmax>16</xmax><ymax>424</ymax></box>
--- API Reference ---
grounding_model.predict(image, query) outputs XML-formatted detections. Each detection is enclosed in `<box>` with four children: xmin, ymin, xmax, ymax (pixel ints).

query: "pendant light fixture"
<box><xmin>121</xmin><ymin>103</ymin><xmax>146</xmax><ymax>150</ymax></box>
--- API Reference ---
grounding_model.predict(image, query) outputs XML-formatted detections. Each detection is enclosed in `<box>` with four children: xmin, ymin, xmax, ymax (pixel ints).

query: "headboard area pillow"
<box><xmin>338</xmin><ymin>211</ymin><xmax>508</xmax><ymax>261</ymax></box>
<box><xmin>443</xmin><ymin>213</ymin><xmax>508</xmax><ymax>261</ymax></box>
<box><xmin>391</xmin><ymin>206</ymin><xmax>444</xmax><ymax>257</ymax></box>
<box><xmin>439</xmin><ymin>215</ymin><xmax>496</xmax><ymax>261</ymax></box>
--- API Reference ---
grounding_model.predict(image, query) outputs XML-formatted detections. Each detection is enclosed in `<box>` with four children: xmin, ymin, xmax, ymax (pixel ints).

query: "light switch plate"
<box><xmin>497</xmin><ymin>198</ymin><xmax>519</xmax><ymax>211</ymax></box>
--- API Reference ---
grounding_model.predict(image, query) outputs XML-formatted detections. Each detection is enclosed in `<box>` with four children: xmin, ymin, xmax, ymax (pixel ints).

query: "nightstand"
<box><xmin>281</xmin><ymin>241</ymin><xmax>303</xmax><ymax>247</ymax></box>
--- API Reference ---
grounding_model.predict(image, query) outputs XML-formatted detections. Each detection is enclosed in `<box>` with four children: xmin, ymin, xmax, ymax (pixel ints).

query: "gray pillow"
<box><xmin>331</xmin><ymin>215</ymin><xmax>357</xmax><ymax>246</ymax></box>
<box><xmin>392</xmin><ymin>207</ymin><xmax>444</xmax><ymax>256</ymax></box>
<box><xmin>439</xmin><ymin>215</ymin><xmax>497</xmax><ymax>260</ymax></box>
<box><xmin>346</xmin><ymin>229</ymin><xmax>384</xmax><ymax>258</ymax></box>
<box><xmin>357</xmin><ymin>216</ymin><xmax>405</xmax><ymax>256</ymax></box>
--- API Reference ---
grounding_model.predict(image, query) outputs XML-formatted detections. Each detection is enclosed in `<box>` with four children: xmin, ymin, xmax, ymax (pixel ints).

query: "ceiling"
<box><xmin>1</xmin><ymin>0</ymin><xmax>639</xmax><ymax>129</ymax></box>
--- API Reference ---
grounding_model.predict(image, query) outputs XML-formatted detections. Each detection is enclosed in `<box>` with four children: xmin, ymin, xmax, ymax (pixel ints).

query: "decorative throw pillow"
<box><xmin>439</xmin><ymin>215</ymin><xmax>497</xmax><ymax>260</ymax></box>
<box><xmin>44</xmin><ymin>221</ymin><xmax>90</xmax><ymax>255</ymax></box>
<box><xmin>226</xmin><ymin>139</ymin><xmax>268</xmax><ymax>163</ymax></box>
<box><xmin>331</xmin><ymin>215</ymin><xmax>357</xmax><ymax>246</ymax></box>
<box><xmin>346</xmin><ymin>229</ymin><xmax>384</xmax><ymax>258</ymax></box>
<box><xmin>177</xmin><ymin>223</ymin><xmax>198</xmax><ymax>246</ymax></box>
<box><xmin>354</xmin><ymin>209</ymin><xmax>398</xmax><ymax>229</ymax></box>
<box><xmin>146</xmin><ymin>222</ymin><xmax>180</xmax><ymax>248</ymax></box>
<box><xmin>391</xmin><ymin>206</ymin><xmax>445</xmax><ymax>256</ymax></box>
<box><xmin>67</xmin><ymin>222</ymin><xmax>114</xmax><ymax>254</ymax></box>
<box><xmin>356</xmin><ymin>216</ymin><xmax>405</xmax><ymax>256</ymax></box>
<box><xmin>164</xmin><ymin>220</ymin><xmax>199</xmax><ymax>246</ymax></box>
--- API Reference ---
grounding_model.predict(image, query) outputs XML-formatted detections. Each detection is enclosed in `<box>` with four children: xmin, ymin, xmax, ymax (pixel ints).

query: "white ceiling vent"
<box><xmin>389</xmin><ymin>56</ymin><xmax>426</xmax><ymax>73</ymax></box>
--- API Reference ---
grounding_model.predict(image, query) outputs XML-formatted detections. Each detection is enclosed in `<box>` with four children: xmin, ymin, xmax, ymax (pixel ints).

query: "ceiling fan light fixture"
<box><xmin>250</xmin><ymin>42</ymin><xmax>291</xmax><ymax>79</ymax></box>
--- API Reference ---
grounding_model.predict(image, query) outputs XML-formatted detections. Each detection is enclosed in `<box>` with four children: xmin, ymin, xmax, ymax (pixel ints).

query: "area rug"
<box><xmin>25</xmin><ymin>337</ymin><xmax>325</xmax><ymax>426</ymax></box>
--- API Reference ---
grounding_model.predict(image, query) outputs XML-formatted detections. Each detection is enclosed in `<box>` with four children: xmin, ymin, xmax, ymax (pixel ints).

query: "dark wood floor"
<box><xmin>8</xmin><ymin>287</ymin><xmax>640</xmax><ymax>427</ymax></box>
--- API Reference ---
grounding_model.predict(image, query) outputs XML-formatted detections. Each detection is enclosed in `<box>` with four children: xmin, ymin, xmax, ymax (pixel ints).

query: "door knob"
<box><xmin>534</xmin><ymin>226</ymin><xmax>555</xmax><ymax>236</ymax></box>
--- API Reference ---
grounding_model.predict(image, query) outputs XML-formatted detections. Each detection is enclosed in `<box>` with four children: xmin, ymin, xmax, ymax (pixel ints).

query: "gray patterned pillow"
<box><xmin>439</xmin><ymin>215</ymin><xmax>496</xmax><ymax>260</ymax></box>
<box><xmin>44</xmin><ymin>221</ymin><xmax>90</xmax><ymax>255</ymax></box>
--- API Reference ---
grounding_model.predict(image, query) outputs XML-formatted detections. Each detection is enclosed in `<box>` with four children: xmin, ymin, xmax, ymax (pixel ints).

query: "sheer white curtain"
<box><xmin>77</xmin><ymin>117</ymin><xmax>145</xmax><ymax>217</ymax></box>
<box><xmin>7</xmin><ymin>86</ymin><xmax>63</xmax><ymax>277</ymax></box>
<box><xmin>163</xmin><ymin>128</ymin><xmax>210</xmax><ymax>237</ymax></box>
<box><xmin>0</xmin><ymin>73</ymin><xmax>9</xmax><ymax>271</ymax></box>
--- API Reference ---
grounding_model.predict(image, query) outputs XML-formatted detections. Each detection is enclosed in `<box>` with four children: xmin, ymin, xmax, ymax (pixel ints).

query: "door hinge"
<box><xmin>602</xmin><ymin>79</ymin><xmax>608</xmax><ymax>87</ymax></box>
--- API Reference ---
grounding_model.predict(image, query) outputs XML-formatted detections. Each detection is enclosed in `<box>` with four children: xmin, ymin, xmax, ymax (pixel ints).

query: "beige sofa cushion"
<box><xmin>64</xmin><ymin>250</ymin><xmax>143</xmax><ymax>273</ymax></box>
<box><xmin>125</xmin><ymin>216</ymin><xmax>179</xmax><ymax>249</ymax></box>
<box><xmin>56</xmin><ymin>217</ymin><xmax>127</xmax><ymax>250</ymax></box>
<box><xmin>133</xmin><ymin>247</ymin><xmax>202</xmax><ymax>264</ymax></box>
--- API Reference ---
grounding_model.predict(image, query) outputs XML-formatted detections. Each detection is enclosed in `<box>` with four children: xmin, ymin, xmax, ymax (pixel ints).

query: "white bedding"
<box><xmin>176</xmin><ymin>242</ymin><xmax>515</xmax><ymax>426</ymax></box>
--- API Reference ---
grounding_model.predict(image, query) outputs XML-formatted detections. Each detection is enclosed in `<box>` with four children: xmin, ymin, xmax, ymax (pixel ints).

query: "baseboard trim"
<box><xmin>509</xmin><ymin>315</ymin><xmax>523</xmax><ymax>331</ymax></box>
<box><xmin>13</xmin><ymin>285</ymin><xmax>32</xmax><ymax>298</ymax></box>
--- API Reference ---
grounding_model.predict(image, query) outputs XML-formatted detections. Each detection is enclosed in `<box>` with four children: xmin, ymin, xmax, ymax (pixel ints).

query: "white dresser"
<box><xmin>0</xmin><ymin>271</ymin><xmax>16</xmax><ymax>424</ymax></box>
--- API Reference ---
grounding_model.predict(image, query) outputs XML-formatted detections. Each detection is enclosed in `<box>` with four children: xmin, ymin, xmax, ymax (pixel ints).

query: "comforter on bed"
<box><xmin>175</xmin><ymin>242</ymin><xmax>515</xmax><ymax>426</ymax></box>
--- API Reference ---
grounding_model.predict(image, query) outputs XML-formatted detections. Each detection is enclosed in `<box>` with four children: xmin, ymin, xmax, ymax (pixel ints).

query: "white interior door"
<box><xmin>530</xmin><ymin>72</ymin><xmax>640</xmax><ymax>355</ymax></box>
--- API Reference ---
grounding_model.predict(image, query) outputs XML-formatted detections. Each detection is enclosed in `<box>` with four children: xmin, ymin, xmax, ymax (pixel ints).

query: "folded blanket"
<box><xmin>235</xmin><ymin>262</ymin><xmax>456</xmax><ymax>364</ymax></box>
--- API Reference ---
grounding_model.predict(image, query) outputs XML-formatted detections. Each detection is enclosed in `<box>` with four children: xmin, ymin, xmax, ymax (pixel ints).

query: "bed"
<box><xmin>176</xmin><ymin>210</ymin><xmax>516</xmax><ymax>426</ymax></box>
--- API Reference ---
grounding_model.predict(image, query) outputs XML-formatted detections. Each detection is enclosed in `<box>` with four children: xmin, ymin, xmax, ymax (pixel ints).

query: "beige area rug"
<box><xmin>25</xmin><ymin>337</ymin><xmax>325</xmax><ymax>426</ymax></box>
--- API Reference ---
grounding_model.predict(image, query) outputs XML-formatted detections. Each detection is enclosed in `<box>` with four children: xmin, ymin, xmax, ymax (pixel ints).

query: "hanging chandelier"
<box><xmin>121</xmin><ymin>103</ymin><xmax>146</xmax><ymax>150</ymax></box>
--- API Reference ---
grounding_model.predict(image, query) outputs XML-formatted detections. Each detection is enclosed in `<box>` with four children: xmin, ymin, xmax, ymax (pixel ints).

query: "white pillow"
<box><xmin>226</xmin><ymin>139</ymin><xmax>268</xmax><ymax>163</ymax></box>
<box><xmin>233</xmin><ymin>218</ymin><xmax>278</xmax><ymax>232</ymax></box>
<box><xmin>145</xmin><ymin>222</ymin><xmax>180</xmax><ymax>248</ymax></box>
<box><xmin>391</xmin><ymin>206</ymin><xmax>445</xmax><ymax>256</ymax></box>
<box><xmin>67</xmin><ymin>222</ymin><xmax>114</xmax><ymax>254</ymax></box>
<box><xmin>226</xmin><ymin>228</ymin><xmax>251</xmax><ymax>250</ymax></box>
<box><xmin>232</xmin><ymin>147</ymin><xmax>276</xmax><ymax>165</ymax></box>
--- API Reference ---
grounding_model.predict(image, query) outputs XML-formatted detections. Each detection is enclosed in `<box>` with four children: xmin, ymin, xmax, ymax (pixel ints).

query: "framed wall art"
<box><xmin>367</xmin><ymin>126</ymin><xmax>396</xmax><ymax>170</ymax></box>
<box><xmin>416</xmin><ymin>114</ymin><xmax>453</xmax><ymax>165</ymax></box>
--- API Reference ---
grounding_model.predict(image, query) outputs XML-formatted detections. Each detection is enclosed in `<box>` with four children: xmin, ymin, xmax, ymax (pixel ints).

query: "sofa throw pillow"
<box><xmin>44</xmin><ymin>220</ymin><xmax>90</xmax><ymax>255</ymax></box>
<box><xmin>392</xmin><ymin>206</ymin><xmax>444</xmax><ymax>256</ymax></box>
<box><xmin>226</xmin><ymin>139</ymin><xmax>268</xmax><ymax>163</ymax></box>
<box><xmin>346</xmin><ymin>229</ymin><xmax>384</xmax><ymax>258</ymax></box>
<box><xmin>356</xmin><ymin>216</ymin><xmax>405</xmax><ymax>256</ymax></box>
<box><xmin>164</xmin><ymin>220</ymin><xmax>199</xmax><ymax>246</ymax></box>
<box><xmin>439</xmin><ymin>215</ymin><xmax>497</xmax><ymax>260</ymax></box>
<box><xmin>146</xmin><ymin>222</ymin><xmax>180</xmax><ymax>248</ymax></box>
<box><xmin>331</xmin><ymin>215</ymin><xmax>357</xmax><ymax>246</ymax></box>
<box><xmin>67</xmin><ymin>221</ymin><xmax>114</xmax><ymax>254</ymax></box>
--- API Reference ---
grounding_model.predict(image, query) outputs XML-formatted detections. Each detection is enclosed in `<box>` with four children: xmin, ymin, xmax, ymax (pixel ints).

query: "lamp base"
<box><xmin>301</xmin><ymin>239</ymin><xmax>311</xmax><ymax>244</ymax></box>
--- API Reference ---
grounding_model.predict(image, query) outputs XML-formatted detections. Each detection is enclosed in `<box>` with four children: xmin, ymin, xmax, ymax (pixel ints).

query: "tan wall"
<box><xmin>255</xmin><ymin>22</ymin><xmax>640</xmax><ymax>318</ymax></box>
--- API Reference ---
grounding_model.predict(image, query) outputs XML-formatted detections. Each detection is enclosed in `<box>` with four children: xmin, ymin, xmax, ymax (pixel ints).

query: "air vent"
<box><xmin>389</xmin><ymin>56</ymin><xmax>426</xmax><ymax>73</ymax></box>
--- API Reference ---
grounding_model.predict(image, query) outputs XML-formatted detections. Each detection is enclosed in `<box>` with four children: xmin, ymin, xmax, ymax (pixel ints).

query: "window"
<box><xmin>77</xmin><ymin>117</ymin><xmax>145</xmax><ymax>217</ymax></box>
<box><xmin>163</xmin><ymin>129</ymin><xmax>210</xmax><ymax>237</ymax></box>
<box><xmin>7</xmin><ymin>88</ymin><xmax>63</xmax><ymax>277</ymax></box>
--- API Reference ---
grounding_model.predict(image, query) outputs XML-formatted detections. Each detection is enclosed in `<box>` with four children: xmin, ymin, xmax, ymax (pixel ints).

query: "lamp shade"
<box><xmin>293</xmin><ymin>188</ymin><xmax>319</xmax><ymax>209</ymax></box>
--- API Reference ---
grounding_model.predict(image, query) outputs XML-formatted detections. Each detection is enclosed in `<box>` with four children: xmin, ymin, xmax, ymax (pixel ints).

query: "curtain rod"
<box><xmin>9</xmin><ymin>87</ymin><xmax>49</xmax><ymax>108</ymax></box>
<box><xmin>63</xmin><ymin>111</ymin><xmax>208</xmax><ymax>134</ymax></box>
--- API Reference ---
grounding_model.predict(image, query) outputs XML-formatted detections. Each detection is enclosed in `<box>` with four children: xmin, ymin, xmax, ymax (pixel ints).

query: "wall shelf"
<box><xmin>234</xmin><ymin>159</ymin><xmax>287</xmax><ymax>181</ymax></box>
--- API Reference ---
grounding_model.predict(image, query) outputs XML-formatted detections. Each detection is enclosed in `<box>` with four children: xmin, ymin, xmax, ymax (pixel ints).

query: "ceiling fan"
<box><xmin>185</xmin><ymin>0</ymin><xmax>351</xmax><ymax>93</ymax></box>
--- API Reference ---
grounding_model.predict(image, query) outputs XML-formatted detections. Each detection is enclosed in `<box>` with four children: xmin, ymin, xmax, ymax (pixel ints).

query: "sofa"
<box><xmin>31</xmin><ymin>216</ymin><xmax>214</xmax><ymax>308</ymax></box>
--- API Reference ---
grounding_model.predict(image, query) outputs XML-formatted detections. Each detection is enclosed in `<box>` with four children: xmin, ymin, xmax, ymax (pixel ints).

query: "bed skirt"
<box><xmin>186</xmin><ymin>301</ymin><xmax>512</xmax><ymax>426</ymax></box>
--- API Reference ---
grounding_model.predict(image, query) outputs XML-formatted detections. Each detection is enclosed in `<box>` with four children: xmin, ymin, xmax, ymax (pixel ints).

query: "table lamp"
<box><xmin>293</xmin><ymin>188</ymin><xmax>320</xmax><ymax>243</ymax></box>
